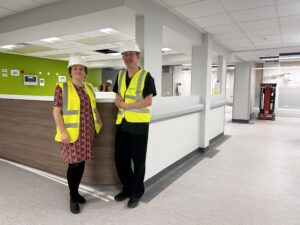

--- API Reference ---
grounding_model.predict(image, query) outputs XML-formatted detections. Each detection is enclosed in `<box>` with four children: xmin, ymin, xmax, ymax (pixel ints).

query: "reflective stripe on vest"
<box><xmin>116</xmin><ymin>69</ymin><xmax>150</xmax><ymax>124</ymax></box>
<box><xmin>55</xmin><ymin>81</ymin><xmax>100</xmax><ymax>143</ymax></box>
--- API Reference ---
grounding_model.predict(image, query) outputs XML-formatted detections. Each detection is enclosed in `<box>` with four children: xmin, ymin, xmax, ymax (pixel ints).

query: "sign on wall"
<box><xmin>11</xmin><ymin>69</ymin><xmax>20</xmax><ymax>76</ymax></box>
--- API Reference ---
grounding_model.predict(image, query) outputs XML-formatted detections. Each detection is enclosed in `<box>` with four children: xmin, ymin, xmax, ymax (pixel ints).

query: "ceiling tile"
<box><xmin>280</xmin><ymin>15</ymin><xmax>300</xmax><ymax>33</ymax></box>
<box><xmin>230</xmin><ymin>6</ymin><xmax>277</xmax><ymax>22</ymax></box>
<box><xmin>239</xmin><ymin>19</ymin><xmax>279</xmax><ymax>31</ymax></box>
<box><xmin>275</xmin><ymin>0</ymin><xmax>300</xmax><ymax>3</ymax></box>
<box><xmin>0</xmin><ymin>0</ymin><xmax>41</xmax><ymax>12</ymax></box>
<box><xmin>204</xmin><ymin>24</ymin><xmax>240</xmax><ymax>34</ymax></box>
<box><xmin>44</xmin><ymin>52</ymin><xmax>88</xmax><ymax>59</ymax></box>
<box><xmin>283</xmin><ymin>40</ymin><xmax>300</xmax><ymax>47</ymax></box>
<box><xmin>234</xmin><ymin>52</ymin><xmax>258</xmax><ymax>61</ymax></box>
<box><xmin>244</xmin><ymin>27</ymin><xmax>280</xmax><ymax>37</ymax></box>
<box><xmin>226</xmin><ymin>45</ymin><xmax>256</xmax><ymax>51</ymax></box>
<box><xmin>173</xmin><ymin>0</ymin><xmax>225</xmax><ymax>18</ymax></box>
<box><xmin>61</xmin><ymin>31</ymin><xmax>108</xmax><ymax>41</ymax></box>
<box><xmin>33</xmin><ymin>0</ymin><xmax>60</xmax><ymax>4</ymax></box>
<box><xmin>282</xmin><ymin>32</ymin><xmax>300</xmax><ymax>40</ymax></box>
<box><xmin>0</xmin><ymin>7</ymin><xmax>15</xmax><ymax>19</ymax></box>
<box><xmin>48</xmin><ymin>41</ymin><xmax>88</xmax><ymax>49</ymax></box>
<box><xmin>163</xmin><ymin>0</ymin><xmax>204</xmax><ymax>7</ymax></box>
<box><xmin>219</xmin><ymin>0</ymin><xmax>274</xmax><ymax>12</ymax></box>
<box><xmin>192</xmin><ymin>13</ymin><xmax>234</xmax><ymax>27</ymax></box>
<box><xmin>254</xmin><ymin>40</ymin><xmax>282</xmax><ymax>48</ymax></box>
<box><xmin>77</xmin><ymin>34</ymin><xmax>132</xmax><ymax>46</ymax></box>
<box><xmin>277</xmin><ymin>1</ymin><xmax>300</xmax><ymax>16</ymax></box>
<box><xmin>7</xmin><ymin>45</ymin><xmax>56</xmax><ymax>54</ymax></box>
<box><xmin>213</xmin><ymin>32</ymin><xmax>247</xmax><ymax>40</ymax></box>
<box><xmin>25</xmin><ymin>49</ymin><xmax>67</xmax><ymax>57</ymax></box>
<box><xmin>249</xmin><ymin>35</ymin><xmax>281</xmax><ymax>42</ymax></box>
<box><xmin>219</xmin><ymin>38</ymin><xmax>253</xmax><ymax>47</ymax></box>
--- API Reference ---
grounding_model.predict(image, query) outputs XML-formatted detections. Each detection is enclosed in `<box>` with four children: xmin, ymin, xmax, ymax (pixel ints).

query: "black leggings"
<box><xmin>67</xmin><ymin>161</ymin><xmax>85</xmax><ymax>200</ymax></box>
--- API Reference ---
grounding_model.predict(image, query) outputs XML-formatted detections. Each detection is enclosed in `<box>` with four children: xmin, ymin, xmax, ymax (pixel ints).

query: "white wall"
<box><xmin>209</xmin><ymin>106</ymin><xmax>225</xmax><ymax>140</ymax></box>
<box><xmin>146</xmin><ymin>112</ymin><xmax>201</xmax><ymax>180</ymax></box>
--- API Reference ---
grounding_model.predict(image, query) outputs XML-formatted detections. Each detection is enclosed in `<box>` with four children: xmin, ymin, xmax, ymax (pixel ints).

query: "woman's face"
<box><xmin>71</xmin><ymin>65</ymin><xmax>86</xmax><ymax>79</ymax></box>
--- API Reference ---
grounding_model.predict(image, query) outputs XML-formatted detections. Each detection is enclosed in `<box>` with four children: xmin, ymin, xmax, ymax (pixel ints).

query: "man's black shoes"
<box><xmin>114</xmin><ymin>192</ymin><xmax>129</xmax><ymax>201</ymax></box>
<box><xmin>127</xmin><ymin>197</ymin><xmax>140</xmax><ymax>208</ymax></box>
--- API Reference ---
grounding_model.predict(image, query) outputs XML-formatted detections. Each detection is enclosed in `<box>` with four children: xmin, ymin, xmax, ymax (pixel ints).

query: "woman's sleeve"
<box><xmin>53</xmin><ymin>85</ymin><xmax>63</xmax><ymax>107</ymax></box>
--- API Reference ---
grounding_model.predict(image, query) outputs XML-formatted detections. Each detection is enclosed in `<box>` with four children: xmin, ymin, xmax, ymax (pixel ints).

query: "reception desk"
<box><xmin>0</xmin><ymin>93</ymin><xmax>225</xmax><ymax>186</ymax></box>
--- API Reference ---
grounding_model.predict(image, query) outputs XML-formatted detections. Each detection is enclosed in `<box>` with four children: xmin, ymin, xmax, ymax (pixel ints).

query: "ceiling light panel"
<box><xmin>40</xmin><ymin>37</ymin><xmax>63</xmax><ymax>43</ymax></box>
<box><xmin>98</xmin><ymin>28</ymin><xmax>119</xmax><ymax>34</ymax></box>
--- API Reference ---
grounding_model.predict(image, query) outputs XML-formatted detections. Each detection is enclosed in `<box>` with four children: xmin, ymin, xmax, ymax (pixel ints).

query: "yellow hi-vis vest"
<box><xmin>55</xmin><ymin>81</ymin><xmax>101</xmax><ymax>143</ymax></box>
<box><xmin>116</xmin><ymin>68</ymin><xmax>151</xmax><ymax>124</ymax></box>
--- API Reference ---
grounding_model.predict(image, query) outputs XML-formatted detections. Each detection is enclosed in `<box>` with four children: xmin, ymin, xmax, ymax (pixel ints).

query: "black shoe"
<box><xmin>70</xmin><ymin>200</ymin><xmax>80</xmax><ymax>214</ymax></box>
<box><xmin>77</xmin><ymin>193</ymin><xmax>86</xmax><ymax>204</ymax></box>
<box><xmin>114</xmin><ymin>192</ymin><xmax>129</xmax><ymax>202</ymax></box>
<box><xmin>127</xmin><ymin>197</ymin><xmax>139</xmax><ymax>208</ymax></box>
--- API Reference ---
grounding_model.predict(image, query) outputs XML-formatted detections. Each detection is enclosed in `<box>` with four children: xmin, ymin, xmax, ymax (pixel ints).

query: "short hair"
<box><xmin>68</xmin><ymin>66</ymin><xmax>88</xmax><ymax>76</ymax></box>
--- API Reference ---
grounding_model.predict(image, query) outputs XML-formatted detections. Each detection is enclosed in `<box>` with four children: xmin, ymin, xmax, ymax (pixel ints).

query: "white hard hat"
<box><xmin>68</xmin><ymin>56</ymin><xmax>87</xmax><ymax>68</ymax></box>
<box><xmin>106</xmin><ymin>79</ymin><xmax>112</xmax><ymax>84</ymax></box>
<box><xmin>120</xmin><ymin>40</ymin><xmax>140</xmax><ymax>53</ymax></box>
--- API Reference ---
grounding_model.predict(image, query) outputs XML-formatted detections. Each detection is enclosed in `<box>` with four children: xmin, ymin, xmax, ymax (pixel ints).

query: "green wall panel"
<box><xmin>0</xmin><ymin>53</ymin><xmax>102</xmax><ymax>96</ymax></box>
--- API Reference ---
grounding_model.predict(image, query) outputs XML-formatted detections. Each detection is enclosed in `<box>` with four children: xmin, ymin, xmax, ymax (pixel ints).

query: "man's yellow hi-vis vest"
<box><xmin>55</xmin><ymin>81</ymin><xmax>101</xmax><ymax>143</ymax></box>
<box><xmin>116</xmin><ymin>68</ymin><xmax>151</xmax><ymax>124</ymax></box>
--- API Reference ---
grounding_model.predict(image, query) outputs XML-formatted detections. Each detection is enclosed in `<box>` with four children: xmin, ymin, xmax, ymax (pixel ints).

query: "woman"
<box><xmin>53</xmin><ymin>56</ymin><xmax>102</xmax><ymax>214</ymax></box>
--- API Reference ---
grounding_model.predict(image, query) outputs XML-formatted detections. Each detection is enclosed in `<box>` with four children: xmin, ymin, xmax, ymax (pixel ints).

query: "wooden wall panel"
<box><xmin>0</xmin><ymin>99</ymin><xmax>119</xmax><ymax>185</ymax></box>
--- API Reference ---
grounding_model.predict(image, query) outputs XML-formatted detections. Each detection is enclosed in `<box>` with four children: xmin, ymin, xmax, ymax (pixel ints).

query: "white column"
<box><xmin>191</xmin><ymin>46</ymin><xmax>201</xmax><ymax>96</ymax></box>
<box><xmin>199</xmin><ymin>34</ymin><xmax>213</xmax><ymax>148</ymax></box>
<box><xmin>232</xmin><ymin>62</ymin><xmax>254</xmax><ymax>122</ymax></box>
<box><xmin>136</xmin><ymin>15</ymin><xmax>162</xmax><ymax>96</ymax></box>
<box><xmin>217</xmin><ymin>55</ymin><xmax>227</xmax><ymax>98</ymax></box>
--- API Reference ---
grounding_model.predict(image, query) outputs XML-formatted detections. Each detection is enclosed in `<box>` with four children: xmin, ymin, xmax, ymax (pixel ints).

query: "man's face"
<box><xmin>122</xmin><ymin>51</ymin><xmax>140</xmax><ymax>68</ymax></box>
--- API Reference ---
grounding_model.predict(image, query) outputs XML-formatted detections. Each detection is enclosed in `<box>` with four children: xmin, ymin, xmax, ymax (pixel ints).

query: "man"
<box><xmin>113</xmin><ymin>40</ymin><xmax>156</xmax><ymax>208</ymax></box>
<box><xmin>99</xmin><ymin>79</ymin><xmax>112</xmax><ymax>92</ymax></box>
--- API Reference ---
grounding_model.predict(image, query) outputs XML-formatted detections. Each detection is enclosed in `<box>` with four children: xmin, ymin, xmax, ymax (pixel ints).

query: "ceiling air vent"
<box><xmin>94</xmin><ymin>49</ymin><xmax>118</xmax><ymax>54</ymax></box>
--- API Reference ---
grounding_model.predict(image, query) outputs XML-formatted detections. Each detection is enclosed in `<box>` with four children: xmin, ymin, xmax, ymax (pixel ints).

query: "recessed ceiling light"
<box><xmin>99</xmin><ymin>28</ymin><xmax>119</xmax><ymax>34</ymax></box>
<box><xmin>0</xmin><ymin>44</ymin><xmax>18</xmax><ymax>49</ymax></box>
<box><xmin>162</xmin><ymin>47</ymin><xmax>172</xmax><ymax>52</ymax></box>
<box><xmin>109</xmin><ymin>52</ymin><xmax>121</xmax><ymax>56</ymax></box>
<box><xmin>40</xmin><ymin>37</ymin><xmax>63</xmax><ymax>43</ymax></box>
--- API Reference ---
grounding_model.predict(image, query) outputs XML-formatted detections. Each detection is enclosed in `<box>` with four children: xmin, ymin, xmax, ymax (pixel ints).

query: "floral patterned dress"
<box><xmin>54</xmin><ymin>84</ymin><xmax>96</xmax><ymax>164</ymax></box>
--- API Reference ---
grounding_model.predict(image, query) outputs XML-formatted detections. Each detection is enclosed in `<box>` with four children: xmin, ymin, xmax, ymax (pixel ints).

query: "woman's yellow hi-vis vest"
<box><xmin>55</xmin><ymin>81</ymin><xmax>101</xmax><ymax>143</ymax></box>
<box><xmin>116</xmin><ymin>68</ymin><xmax>150</xmax><ymax>124</ymax></box>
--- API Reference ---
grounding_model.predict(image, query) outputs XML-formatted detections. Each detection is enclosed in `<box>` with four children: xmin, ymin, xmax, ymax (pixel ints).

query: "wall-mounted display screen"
<box><xmin>24</xmin><ymin>75</ymin><xmax>38</xmax><ymax>86</ymax></box>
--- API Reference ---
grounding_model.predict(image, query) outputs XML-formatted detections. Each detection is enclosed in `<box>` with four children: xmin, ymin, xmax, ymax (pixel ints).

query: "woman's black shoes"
<box><xmin>70</xmin><ymin>199</ymin><xmax>80</xmax><ymax>214</ymax></box>
<box><xmin>77</xmin><ymin>193</ymin><xmax>86</xmax><ymax>204</ymax></box>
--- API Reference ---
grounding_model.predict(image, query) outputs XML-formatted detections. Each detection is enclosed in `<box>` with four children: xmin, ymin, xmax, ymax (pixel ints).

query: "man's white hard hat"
<box><xmin>68</xmin><ymin>56</ymin><xmax>88</xmax><ymax>68</ymax></box>
<box><xmin>120</xmin><ymin>40</ymin><xmax>140</xmax><ymax>53</ymax></box>
<box><xmin>106</xmin><ymin>79</ymin><xmax>113</xmax><ymax>84</ymax></box>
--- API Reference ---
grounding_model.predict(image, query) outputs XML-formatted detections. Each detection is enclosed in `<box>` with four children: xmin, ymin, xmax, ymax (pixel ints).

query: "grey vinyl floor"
<box><xmin>1</xmin><ymin>113</ymin><xmax>300</xmax><ymax>225</ymax></box>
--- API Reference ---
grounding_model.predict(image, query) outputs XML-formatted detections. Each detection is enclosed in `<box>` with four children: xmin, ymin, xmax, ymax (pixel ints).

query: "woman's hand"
<box><xmin>60</xmin><ymin>131</ymin><xmax>70</xmax><ymax>144</ymax></box>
